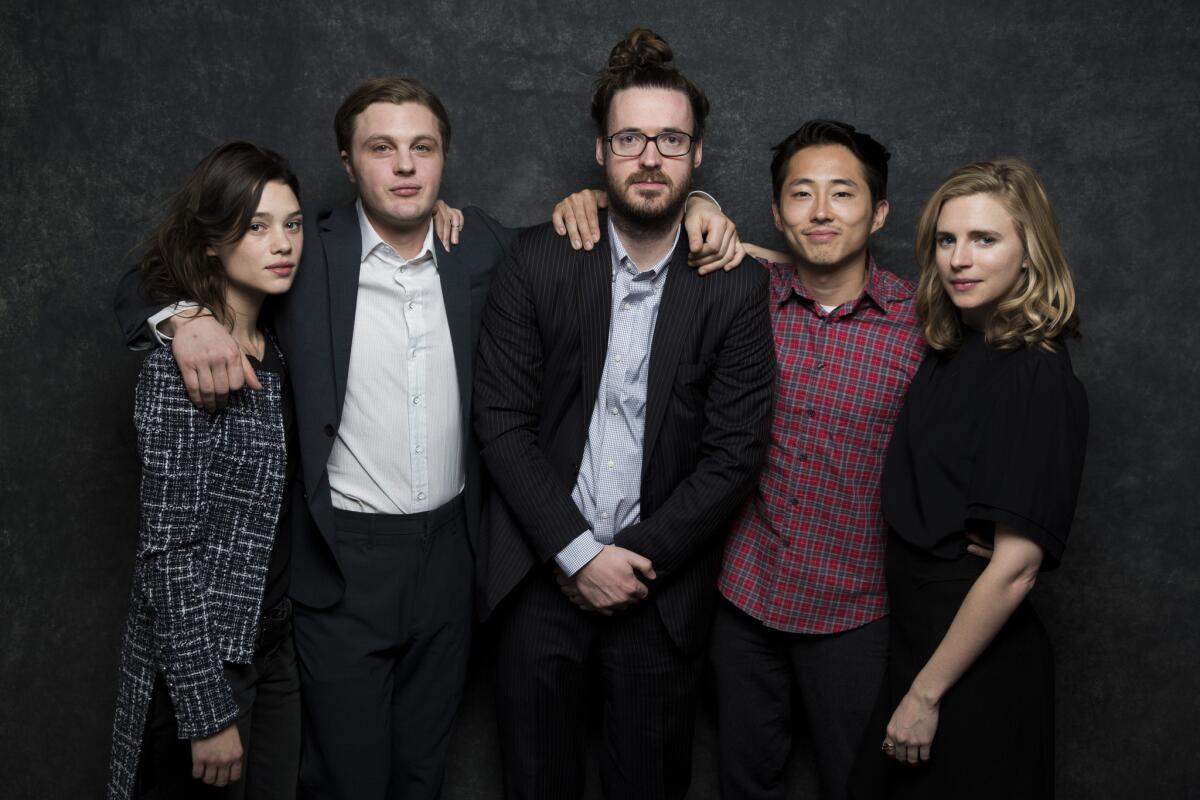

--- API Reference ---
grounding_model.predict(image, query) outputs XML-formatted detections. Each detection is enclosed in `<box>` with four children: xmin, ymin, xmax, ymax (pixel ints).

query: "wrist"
<box><xmin>908</xmin><ymin>676</ymin><xmax>943</xmax><ymax>708</ymax></box>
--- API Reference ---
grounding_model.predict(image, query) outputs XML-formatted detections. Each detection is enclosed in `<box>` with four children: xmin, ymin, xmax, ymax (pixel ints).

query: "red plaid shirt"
<box><xmin>718</xmin><ymin>256</ymin><xmax>926</xmax><ymax>634</ymax></box>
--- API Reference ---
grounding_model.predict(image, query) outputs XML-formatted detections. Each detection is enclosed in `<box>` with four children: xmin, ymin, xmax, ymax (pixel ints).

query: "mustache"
<box><xmin>625</xmin><ymin>170</ymin><xmax>672</xmax><ymax>188</ymax></box>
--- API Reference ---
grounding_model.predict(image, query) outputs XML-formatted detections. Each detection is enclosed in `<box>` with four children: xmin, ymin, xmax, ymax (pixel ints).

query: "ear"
<box><xmin>870</xmin><ymin>199</ymin><xmax>891</xmax><ymax>234</ymax></box>
<box><xmin>771</xmin><ymin>201</ymin><xmax>783</xmax><ymax>233</ymax></box>
<box><xmin>205</xmin><ymin>245</ymin><xmax>217</xmax><ymax>257</ymax></box>
<box><xmin>596</xmin><ymin>136</ymin><xmax>605</xmax><ymax>167</ymax></box>
<box><xmin>692</xmin><ymin>139</ymin><xmax>703</xmax><ymax>169</ymax></box>
<box><xmin>340</xmin><ymin>150</ymin><xmax>357</xmax><ymax>184</ymax></box>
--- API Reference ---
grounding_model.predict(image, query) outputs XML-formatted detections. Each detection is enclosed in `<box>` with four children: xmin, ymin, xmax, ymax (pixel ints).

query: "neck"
<box><xmin>609</xmin><ymin>208</ymin><xmax>683</xmax><ymax>272</ymax></box>
<box><xmin>364</xmin><ymin>206</ymin><xmax>431</xmax><ymax>260</ymax></box>
<box><xmin>792</xmin><ymin>249</ymin><xmax>871</xmax><ymax>307</ymax></box>
<box><xmin>224</xmin><ymin>287</ymin><xmax>266</xmax><ymax>358</ymax></box>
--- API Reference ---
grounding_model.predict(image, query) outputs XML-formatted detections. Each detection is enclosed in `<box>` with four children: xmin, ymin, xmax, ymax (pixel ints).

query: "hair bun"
<box><xmin>606</xmin><ymin>28</ymin><xmax>674</xmax><ymax>73</ymax></box>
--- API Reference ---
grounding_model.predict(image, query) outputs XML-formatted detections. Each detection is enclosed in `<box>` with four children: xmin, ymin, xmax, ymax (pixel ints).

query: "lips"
<box><xmin>626</xmin><ymin>171</ymin><xmax>671</xmax><ymax>191</ymax></box>
<box><xmin>267</xmin><ymin>262</ymin><xmax>295</xmax><ymax>277</ymax></box>
<box><xmin>949</xmin><ymin>279</ymin><xmax>980</xmax><ymax>292</ymax></box>
<box><xmin>389</xmin><ymin>185</ymin><xmax>421</xmax><ymax>197</ymax></box>
<box><xmin>803</xmin><ymin>229</ymin><xmax>839</xmax><ymax>242</ymax></box>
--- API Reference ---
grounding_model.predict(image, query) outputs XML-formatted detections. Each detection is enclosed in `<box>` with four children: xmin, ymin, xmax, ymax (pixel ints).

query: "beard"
<box><xmin>606</xmin><ymin>168</ymin><xmax>692</xmax><ymax>233</ymax></box>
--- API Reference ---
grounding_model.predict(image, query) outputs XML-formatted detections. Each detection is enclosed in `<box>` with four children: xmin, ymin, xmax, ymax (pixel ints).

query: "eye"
<box><xmin>663</xmin><ymin>133</ymin><xmax>682</xmax><ymax>146</ymax></box>
<box><xmin>833</xmin><ymin>191</ymin><xmax>853</xmax><ymax>198</ymax></box>
<box><xmin>248</xmin><ymin>222</ymin><xmax>266</xmax><ymax>233</ymax></box>
<box><xmin>936</xmin><ymin>234</ymin><xmax>954</xmax><ymax>247</ymax></box>
<box><xmin>286</xmin><ymin>220</ymin><xmax>303</xmax><ymax>232</ymax></box>
<box><xmin>977</xmin><ymin>235</ymin><xmax>996</xmax><ymax>246</ymax></box>
<box><xmin>372</xmin><ymin>142</ymin><xmax>391</xmax><ymax>153</ymax></box>
<box><xmin>414</xmin><ymin>142</ymin><xmax>432</xmax><ymax>153</ymax></box>
<box><xmin>618</xmin><ymin>133</ymin><xmax>639</xmax><ymax>145</ymax></box>
<box><xmin>792</xmin><ymin>190</ymin><xmax>811</xmax><ymax>199</ymax></box>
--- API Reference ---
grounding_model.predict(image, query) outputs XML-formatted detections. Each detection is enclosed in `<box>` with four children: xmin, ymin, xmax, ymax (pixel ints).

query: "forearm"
<box><xmin>909</xmin><ymin>547</ymin><xmax>1039</xmax><ymax>705</ymax></box>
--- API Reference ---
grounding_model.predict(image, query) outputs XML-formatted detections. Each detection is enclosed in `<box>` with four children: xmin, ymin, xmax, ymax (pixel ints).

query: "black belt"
<box><xmin>333</xmin><ymin>493</ymin><xmax>465</xmax><ymax>536</ymax></box>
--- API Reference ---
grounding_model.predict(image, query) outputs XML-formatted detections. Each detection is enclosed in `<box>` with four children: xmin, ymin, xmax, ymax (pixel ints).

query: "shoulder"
<box><xmin>992</xmin><ymin>339</ymin><xmax>1088</xmax><ymax>411</ymax></box>
<box><xmin>134</xmin><ymin>346</ymin><xmax>206</xmax><ymax>423</ymax></box>
<box><xmin>701</xmin><ymin>255</ymin><xmax>770</xmax><ymax>299</ymax></box>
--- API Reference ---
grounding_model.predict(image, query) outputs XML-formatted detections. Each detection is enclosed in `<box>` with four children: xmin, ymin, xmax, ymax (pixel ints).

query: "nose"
<box><xmin>949</xmin><ymin>242</ymin><xmax>971</xmax><ymax>270</ymax></box>
<box><xmin>811</xmin><ymin>192</ymin><xmax>833</xmax><ymax>223</ymax></box>
<box><xmin>392</xmin><ymin>149</ymin><xmax>415</xmax><ymax>174</ymax></box>
<box><xmin>270</xmin><ymin>226</ymin><xmax>293</xmax><ymax>254</ymax></box>
<box><xmin>639</xmin><ymin>138</ymin><xmax>663</xmax><ymax>168</ymax></box>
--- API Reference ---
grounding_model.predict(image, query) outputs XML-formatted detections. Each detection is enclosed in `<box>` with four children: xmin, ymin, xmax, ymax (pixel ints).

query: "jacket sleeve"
<box><xmin>473</xmin><ymin>247</ymin><xmax>592</xmax><ymax>562</ymax></box>
<box><xmin>114</xmin><ymin>266</ymin><xmax>168</xmax><ymax>351</ymax></box>
<box><xmin>618</xmin><ymin>274</ymin><xmax>776</xmax><ymax>577</ymax></box>
<box><xmin>133</xmin><ymin>350</ymin><xmax>240</xmax><ymax>739</ymax></box>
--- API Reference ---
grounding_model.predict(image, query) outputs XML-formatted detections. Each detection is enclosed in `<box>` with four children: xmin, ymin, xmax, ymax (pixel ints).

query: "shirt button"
<box><xmin>622</xmin><ymin>302</ymin><xmax>631</xmax><ymax>311</ymax></box>
<box><xmin>417</xmin><ymin>491</ymin><xmax>426</xmax><ymax>501</ymax></box>
<box><xmin>410</xmin><ymin>350</ymin><xmax>417</xmax><ymax>360</ymax></box>
<box><xmin>614</xmin><ymin>355</ymin><xmax>622</xmax><ymax>363</ymax></box>
<box><xmin>610</xmin><ymin>406</ymin><xmax>618</xmax><ymax>415</ymax></box>
<box><xmin>408</xmin><ymin>301</ymin><xmax>416</xmax><ymax>310</ymax></box>
<box><xmin>791</xmin><ymin>497</ymin><xmax>801</xmax><ymax>507</ymax></box>
<box><xmin>815</xmin><ymin>362</ymin><xmax>826</xmax><ymax>370</ymax></box>
<box><xmin>601</xmin><ymin>511</ymin><xmax>610</xmax><ymax>520</ymax></box>
<box><xmin>606</xmin><ymin>460</ymin><xmax>615</xmax><ymax>469</ymax></box>
<box><xmin>413</xmin><ymin>395</ymin><xmax>422</xmax><ymax>405</ymax></box>
<box><xmin>807</xmin><ymin>408</ymin><xmax>816</xmax><ymax>418</ymax></box>
<box><xmin>415</xmin><ymin>444</ymin><xmax>424</xmax><ymax>454</ymax></box>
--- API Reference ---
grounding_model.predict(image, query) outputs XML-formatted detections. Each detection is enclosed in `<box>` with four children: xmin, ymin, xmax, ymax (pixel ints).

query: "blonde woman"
<box><xmin>850</xmin><ymin>159</ymin><xmax>1088</xmax><ymax>798</ymax></box>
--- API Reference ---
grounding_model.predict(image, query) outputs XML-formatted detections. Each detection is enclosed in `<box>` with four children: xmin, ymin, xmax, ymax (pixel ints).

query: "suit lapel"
<box><xmin>435</xmin><ymin>235</ymin><xmax>472</xmax><ymax>431</ymax></box>
<box><xmin>643</xmin><ymin>240</ymin><xmax>701</xmax><ymax>473</ymax></box>
<box><xmin>576</xmin><ymin>233</ymin><xmax>613</xmax><ymax>409</ymax></box>
<box><xmin>322</xmin><ymin>204</ymin><xmax>363</xmax><ymax>418</ymax></box>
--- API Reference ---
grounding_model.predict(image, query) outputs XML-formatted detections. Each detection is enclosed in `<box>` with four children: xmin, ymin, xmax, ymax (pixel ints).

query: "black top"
<box><xmin>882</xmin><ymin>328</ymin><xmax>1088</xmax><ymax>569</ymax></box>
<box><xmin>248</xmin><ymin>341</ymin><xmax>295</xmax><ymax>610</ymax></box>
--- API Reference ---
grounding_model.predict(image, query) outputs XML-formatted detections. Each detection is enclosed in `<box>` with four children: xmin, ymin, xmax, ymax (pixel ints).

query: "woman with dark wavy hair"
<box><xmin>851</xmin><ymin>159</ymin><xmax>1088</xmax><ymax>798</ymax></box>
<box><xmin>107</xmin><ymin>141</ymin><xmax>303</xmax><ymax>800</ymax></box>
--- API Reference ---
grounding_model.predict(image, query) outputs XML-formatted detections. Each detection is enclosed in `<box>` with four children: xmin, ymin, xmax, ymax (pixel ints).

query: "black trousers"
<box><xmin>292</xmin><ymin>497</ymin><xmax>474</xmax><ymax>800</ymax></box>
<box><xmin>493</xmin><ymin>567</ymin><xmax>706</xmax><ymax>800</ymax></box>
<box><xmin>710</xmin><ymin>598</ymin><xmax>888</xmax><ymax>800</ymax></box>
<box><xmin>135</xmin><ymin>601</ymin><xmax>301</xmax><ymax>800</ymax></box>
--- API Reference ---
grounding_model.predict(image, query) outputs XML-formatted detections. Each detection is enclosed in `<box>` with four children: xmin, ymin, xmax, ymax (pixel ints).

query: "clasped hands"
<box><xmin>556</xmin><ymin>544</ymin><xmax>656</xmax><ymax>615</ymax></box>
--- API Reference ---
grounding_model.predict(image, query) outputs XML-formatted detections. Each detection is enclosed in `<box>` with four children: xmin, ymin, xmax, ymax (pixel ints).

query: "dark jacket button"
<box><xmin>324</xmin><ymin>424</ymin><xmax>335</xmax><ymax>436</ymax></box>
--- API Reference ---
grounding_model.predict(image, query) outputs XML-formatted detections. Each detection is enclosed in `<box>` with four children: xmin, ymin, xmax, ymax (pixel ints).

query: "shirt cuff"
<box><xmin>686</xmin><ymin>190</ymin><xmax>720</xmax><ymax>211</ymax></box>
<box><xmin>555</xmin><ymin>530</ymin><xmax>605</xmax><ymax>577</ymax></box>
<box><xmin>148</xmin><ymin>302</ymin><xmax>201</xmax><ymax>345</ymax></box>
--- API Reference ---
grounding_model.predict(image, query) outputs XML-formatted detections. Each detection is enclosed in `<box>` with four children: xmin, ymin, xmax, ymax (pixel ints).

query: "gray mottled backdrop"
<box><xmin>2</xmin><ymin>0</ymin><xmax>1197</xmax><ymax>797</ymax></box>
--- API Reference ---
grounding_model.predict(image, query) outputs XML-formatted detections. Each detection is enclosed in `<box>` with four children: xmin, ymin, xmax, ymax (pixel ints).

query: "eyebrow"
<box><xmin>789</xmin><ymin>177</ymin><xmax>860</xmax><ymax>188</ymax></box>
<box><xmin>252</xmin><ymin>210</ymin><xmax>304</xmax><ymax>220</ymax></box>
<box><xmin>936</xmin><ymin>229</ymin><xmax>1004</xmax><ymax>238</ymax></box>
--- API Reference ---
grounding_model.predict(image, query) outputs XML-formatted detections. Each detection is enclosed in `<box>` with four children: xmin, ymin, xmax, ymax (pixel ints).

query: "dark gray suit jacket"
<box><xmin>115</xmin><ymin>203</ymin><xmax>516</xmax><ymax>610</ymax></box>
<box><xmin>473</xmin><ymin>218</ymin><xmax>776</xmax><ymax>653</ymax></box>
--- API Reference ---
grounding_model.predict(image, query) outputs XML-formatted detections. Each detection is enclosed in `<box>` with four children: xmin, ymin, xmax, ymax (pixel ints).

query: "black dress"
<box><xmin>849</xmin><ymin>329</ymin><xmax>1088</xmax><ymax>799</ymax></box>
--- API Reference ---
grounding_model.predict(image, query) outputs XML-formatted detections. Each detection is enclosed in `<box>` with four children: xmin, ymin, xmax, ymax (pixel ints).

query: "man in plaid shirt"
<box><xmin>712</xmin><ymin>120</ymin><xmax>927</xmax><ymax>799</ymax></box>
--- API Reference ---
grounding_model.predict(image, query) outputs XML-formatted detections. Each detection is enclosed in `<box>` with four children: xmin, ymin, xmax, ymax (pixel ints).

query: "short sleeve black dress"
<box><xmin>849</xmin><ymin>329</ymin><xmax>1088</xmax><ymax>799</ymax></box>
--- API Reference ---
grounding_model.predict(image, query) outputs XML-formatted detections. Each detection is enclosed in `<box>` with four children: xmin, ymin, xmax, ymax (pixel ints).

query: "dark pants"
<box><xmin>710</xmin><ymin>598</ymin><xmax>888</xmax><ymax>800</ymax></box>
<box><xmin>135</xmin><ymin>601</ymin><xmax>301</xmax><ymax>799</ymax></box>
<box><xmin>292</xmin><ymin>498</ymin><xmax>473</xmax><ymax>800</ymax></box>
<box><xmin>493</xmin><ymin>567</ymin><xmax>706</xmax><ymax>800</ymax></box>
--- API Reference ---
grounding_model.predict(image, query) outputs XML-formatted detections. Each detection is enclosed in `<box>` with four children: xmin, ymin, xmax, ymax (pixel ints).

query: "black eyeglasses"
<box><xmin>604</xmin><ymin>131</ymin><xmax>695</xmax><ymax>158</ymax></box>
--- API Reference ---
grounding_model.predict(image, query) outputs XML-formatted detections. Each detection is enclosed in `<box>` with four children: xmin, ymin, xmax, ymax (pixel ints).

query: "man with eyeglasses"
<box><xmin>473</xmin><ymin>28</ymin><xmax>775</xmax><ymax>799</ymax></box>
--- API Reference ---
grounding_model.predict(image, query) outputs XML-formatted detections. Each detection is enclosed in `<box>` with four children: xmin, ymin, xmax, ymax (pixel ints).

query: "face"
<box><xmin>771</xmin><ymin>144</ymin><xmax>888</xmax><ymax>272</ymax></box>
<box><xmin>214</xmin><ymin>180</ymin><xmax>303</xmax><ymax>304</ymax></box>
<box><xmin>341</xmin><ymin>101</ymin><xmax>445</xmax><ymax>237</ymax></box>
<box><xmin>934</xmin><ymin>193</ymin><xmax>1028</xmax><ymax>327</ymax></box>
<box><xmin>596</xmin><ymin>87</ymin><xmax>702</xmax><ymax>226</ymax></box>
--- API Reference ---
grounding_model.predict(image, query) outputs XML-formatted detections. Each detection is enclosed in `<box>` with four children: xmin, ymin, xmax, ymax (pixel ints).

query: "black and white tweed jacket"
<box><xmin>107</xmin><ymin>344</ymin><xmax>286</xmax><ymax>800</ymax></box>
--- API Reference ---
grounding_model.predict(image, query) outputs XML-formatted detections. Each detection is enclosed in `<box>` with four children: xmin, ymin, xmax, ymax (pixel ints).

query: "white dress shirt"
<box><xmin>326</xmin><ymin>201</ymin><xmax>464</xmax><ymax>514</ymax></box>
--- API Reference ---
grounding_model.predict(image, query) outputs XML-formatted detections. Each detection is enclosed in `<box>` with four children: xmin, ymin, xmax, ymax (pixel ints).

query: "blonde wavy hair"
<box><xmin>915</xmin><ymin>159</ymin><xmax>1079</xmax><ymax>353</ymax></box>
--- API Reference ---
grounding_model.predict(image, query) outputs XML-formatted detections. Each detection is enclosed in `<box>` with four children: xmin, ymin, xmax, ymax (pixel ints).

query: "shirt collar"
<box><xmin>768</xmin><ymin>252</ymin><xmax>911</xmax><ymax>315</ymax></box>
<box><xmin>356</xmin><ymin>198</ymin><xmax>436</xmax><ymax>266</ymax></box>
<box><xmin>607</xmin><ymin>217</ymin><xmax>681</xmax><ymax>280</ymax></box>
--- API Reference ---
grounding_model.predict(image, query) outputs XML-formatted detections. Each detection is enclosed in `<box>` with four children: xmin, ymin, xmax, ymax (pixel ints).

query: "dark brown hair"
<box><xmin>590</xmin><ymin>28</ymin><xmax>710</xmax><ymax>140</ymax></box>
<box><xmin>334</xmin><ymin>77</ymin><xmax>452</xmax><ymax>155</ymax></box>
<box><xmin>140</xmin><ymin>141</ymin><xmax>300</xmax><ymax>327</ymax></box>
<box><xmin>915</xmin><ymin>159</ymin><xmax>1079</xmax><ymax>353</ymax></box>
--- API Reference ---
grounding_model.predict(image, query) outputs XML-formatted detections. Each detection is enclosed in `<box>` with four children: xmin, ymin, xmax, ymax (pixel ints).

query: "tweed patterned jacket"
<box><xmin>107</xmin><ymin>343</ymin><xmax>286</xmax><ymax>800</ymax></box>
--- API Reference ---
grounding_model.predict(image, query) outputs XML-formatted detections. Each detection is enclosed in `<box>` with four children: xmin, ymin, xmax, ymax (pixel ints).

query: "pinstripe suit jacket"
<box><xmin>474</xmin><ymin>218</ymin><xmax>775</xmax><ymax>653</ymax></box>
<box><xmin>107</xmin><ymin>345</ymin><xmax>287</xmax><ymax>799</ymax></box>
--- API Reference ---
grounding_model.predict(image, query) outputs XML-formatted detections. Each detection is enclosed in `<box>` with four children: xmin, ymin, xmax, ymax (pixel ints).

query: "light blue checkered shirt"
<box><xmin>555</xmin><ymin>219</ymin><xmax>681</xmax><ymax>576</ymax></box>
